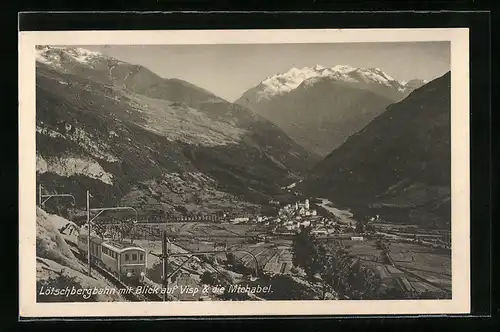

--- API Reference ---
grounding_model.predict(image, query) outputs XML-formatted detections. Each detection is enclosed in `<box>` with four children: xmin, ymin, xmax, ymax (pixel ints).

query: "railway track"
<box><xmin>68</xmin><ymin>244</ymin><xmax>162</xmax><ymax>302</ymax></box>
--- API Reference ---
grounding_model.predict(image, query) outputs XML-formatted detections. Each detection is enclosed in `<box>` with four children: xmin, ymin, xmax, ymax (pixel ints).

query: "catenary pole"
<box><xmin>38</xmin><ymin>184</ymin><xmax>76</xmax><ymax>207</ymax></box>
<box><xmin>87</xmin><ymin>190</ymin><xmax>91</xmax><ymax>276</ymax></box>
<box><xmin>162</xmin><ymin>230</ymin><xmax>169</xmax><ymax>301</ymax></box>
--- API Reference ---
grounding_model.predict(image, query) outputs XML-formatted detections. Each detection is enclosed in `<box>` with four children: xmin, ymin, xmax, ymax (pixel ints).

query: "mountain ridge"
<box><xmin>36</xmin><ymin>46</ymin><xmax>318</xmax><ymax>219</ymax></box>
<box><xmin>236</xmin><ymin>64</ymin><xmax>428</xmax><ymax>103</ymax></box>
<box><xmin>235</xmin><ymin>64</ymin><xmax>428</xmax><ymax>156</ymax></box>
<box><xmin>301</xmin><ymin>71</ymin><xmax>451</xmax><ymax>228</ymax></box>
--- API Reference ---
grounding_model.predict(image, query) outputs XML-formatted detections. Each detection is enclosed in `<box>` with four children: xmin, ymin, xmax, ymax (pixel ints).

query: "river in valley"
<box><xmin>315</xmin><ymin>198</ymin><xmax>357</xmax><ymax>225</ymax></box>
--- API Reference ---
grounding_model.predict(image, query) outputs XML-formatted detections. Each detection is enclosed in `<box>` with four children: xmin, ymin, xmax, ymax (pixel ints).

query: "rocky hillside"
<box><xmin>36</xmin><ymin>207</ymin><xmax>125</xmax><ymax>302</ymax></box>
<box><xmin>301</xmin><ymin>72</ymin><xmax>451</xmax><ymax>228</ymax></box>
<box><xmin>236</xmin><ymin>65</ymin><xmax>427</xmax><ymax>156</ymax></box>
<box><xmin>36</xmin><ymin>46</ymin><xmax>318</xmax><ymax>219</ymax></box>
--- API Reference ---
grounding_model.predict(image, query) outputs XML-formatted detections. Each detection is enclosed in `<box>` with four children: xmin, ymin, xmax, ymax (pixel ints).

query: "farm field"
<box><xmin>133</xmin><ymin>221</ymin><xmax>451</xmax><ymax>298</ymax></box>
<box><xmin>339</xmin><ymin>239</ymin><xmax>383</xmax><ymax>264</ymax></box>
<box><xmin>133</xmin><ymin>222</ymin><xmax>295</xmax><ymax>276</ymax></box>
<box><xmin>388</xmin><ymin>242</ymin><xmax>451</xmax><ymax>292</ymax></box>
<box><xmin>227</xmin><ymin>241</ymin><xmax>294</xmax><ymax>275</ymax></box>
<box><xmin>328</xmin><ymin>237</ymin><xmax>451</xmax><ymax>297</ymax></box>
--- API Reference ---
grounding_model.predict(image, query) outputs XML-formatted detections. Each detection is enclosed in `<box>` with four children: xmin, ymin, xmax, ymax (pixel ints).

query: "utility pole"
<box><xmin>87</xmin><ymin>190</ymin><xmax>91</xmax><ymax>276</ymax></box>
<box><xmin>149</xmin><ymin>236</ymin><xmax>170</xmax><ymax>302</ymax></box>
<box><xmin>38</xmin><ymin>184</ymin><xmax>76</xmax><ymax>207</ymax></box>
<box><xmin>161</xmin><ymin>230</ymin><xmax>169</xmax><ymax>302</ymax></box>
<box><xmin>86</xmin><ymin>203</ymin><xmax>138</xmax><ymax>276</ymax></box>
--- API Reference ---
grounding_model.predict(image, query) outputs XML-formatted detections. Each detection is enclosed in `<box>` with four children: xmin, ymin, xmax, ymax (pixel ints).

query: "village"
<box><xmin>227</xmin><ymin>198</ymin><xmax>359</xmax><ymax>238</ymax></box>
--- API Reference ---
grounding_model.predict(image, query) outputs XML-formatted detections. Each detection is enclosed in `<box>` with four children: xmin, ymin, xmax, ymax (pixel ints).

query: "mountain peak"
<box><xmin>36</xmin><ymin>46</ymin><xmax>123</xmax><ymax>69</ymax></box>
<box><xmin>402</xmin><ymin>78</ymin><xmax>428</xmax><ymax>90</ymax></box>
<box><xmin>331</xmin><ymin>64</ymin><xmax>356</xmax><ymax>73</ymax></box>
<box><xmin>251</xmin><ymin>64</ymin><xmax>407</xmax><ymax>101</ymax></box>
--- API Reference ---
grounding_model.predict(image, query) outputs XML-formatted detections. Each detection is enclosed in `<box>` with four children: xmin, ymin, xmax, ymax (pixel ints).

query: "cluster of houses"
<box><xmin>225</xmin><ymin>198</ymin><xmax>359</xmax><ymax>237</ymax></box>
<box><xmin>271</xmin><ymin>199</ymin><xmax>354</xmax><ymax>235</ymax></box>
<box><xmin>228</xmin><ymin>215</ymin><xmax>273</xmax><ymax>224</ymax></box>
<box><xmin>226</xmin><ymin>200</ymin><xmax>317</xmax><ymax>225</ymax></box>
<box><xmin>279</xmin><ymin>199</ymin><xmax>318</xmax><ymax>217</ymax></box>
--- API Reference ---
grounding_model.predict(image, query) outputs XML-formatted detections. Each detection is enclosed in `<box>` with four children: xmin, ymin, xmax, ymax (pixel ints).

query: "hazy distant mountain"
<box><xmin>400</xmin><ymin>78</ymin><xmax>428</xmax><ymax>91</ymax></box>
<box><xmin>236</xmin><ymin>65</ymin><xmax>429</xmax><ymax>156</ymax></box>
<box><xmin>36</xmin><ymin>46</ymin><xmax>318</xmax><ymax>218</ymax></box>
<box><xmin>301</xmin><ymin>72</ymin><xmax>451</xmax><ymax>228</ymax></box>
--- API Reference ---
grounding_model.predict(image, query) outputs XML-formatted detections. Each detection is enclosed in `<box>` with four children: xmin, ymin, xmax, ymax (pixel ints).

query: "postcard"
<box><xmin>19</xmin><ymin>28</ymin><xmax>470</xmax><ymax>317</ymax></box>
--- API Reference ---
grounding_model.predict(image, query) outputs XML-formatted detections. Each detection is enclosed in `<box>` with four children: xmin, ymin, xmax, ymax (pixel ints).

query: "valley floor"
<box><xmin>35</xmin><ymin>193</ymin><xmax>452</xmax><ymax>302</ymax></box>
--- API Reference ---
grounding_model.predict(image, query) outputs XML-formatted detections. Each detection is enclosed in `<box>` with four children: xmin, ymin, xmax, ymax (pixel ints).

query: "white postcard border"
<box><xmin>19</xmin><ymin>28</ymin><xmax>470</xmax><ymax>317</ymax></box>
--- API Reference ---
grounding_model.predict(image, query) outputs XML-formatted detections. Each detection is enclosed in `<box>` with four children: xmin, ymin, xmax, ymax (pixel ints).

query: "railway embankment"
<box><xmin>36</xmin><ymin>207</ymin><xmax>125</xmax><ymax>302</ymax></box>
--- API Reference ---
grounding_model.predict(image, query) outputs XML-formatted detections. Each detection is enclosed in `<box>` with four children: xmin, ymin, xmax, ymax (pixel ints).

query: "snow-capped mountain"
<box><xmin>403</xmin><ymin>78</ymin><xmax>428</xmax><ymax>90</ymax></box>
<box><xmin>235</xmin><ymin>65</ymin><xmax>430</xmax><ymax>156</ymax></box>
<box><xmin>36</xmin><ymin>46</ymin><xmax>125</xmax><ymax>69</ymax></box>
<box><xmin>241</xmin><ymin>65</ymin><xmax>423</xmax><ymax>103</ymax></box>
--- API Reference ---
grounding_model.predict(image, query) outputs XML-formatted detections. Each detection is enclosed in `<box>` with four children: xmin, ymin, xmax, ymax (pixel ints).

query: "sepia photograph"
<box><xmin>19</xmin><ymin>28</ymin><xmax>470</xmax><ymax>317</ymax></box>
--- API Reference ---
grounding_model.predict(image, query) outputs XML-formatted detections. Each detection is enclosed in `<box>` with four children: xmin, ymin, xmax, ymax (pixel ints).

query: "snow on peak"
<box><xmin>331</xmin><ymin>64</ymin><xmax>356</xmax><ymax>73</ymax></box>
<box><xmin>254</xmin><ymin>64</ymin><xmax>405</xmax><ymax>101</ymax></box>
<box><xmin>36</xmin><ymin>45</ymin><xmax>122</xmax><ymax>69</ymax></box>
<box><xmin>352</xmin><ymin>67</ymin><xmax>397</xmax><ymax>86</ymax></box>
<box><xmin>401</xmin><ymin>78</ymin><xmax>428</xmax><ymax>89</ymax></box>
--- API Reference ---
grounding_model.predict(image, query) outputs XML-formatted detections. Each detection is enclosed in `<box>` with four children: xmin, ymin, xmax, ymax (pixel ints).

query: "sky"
<box><xmin>82</xmin><ymin>42</ymin><xmax>450</xmax><ymax>102</ymax></box>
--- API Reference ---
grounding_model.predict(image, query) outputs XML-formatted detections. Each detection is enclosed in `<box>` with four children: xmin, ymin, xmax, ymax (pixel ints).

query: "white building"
<box><xmin>297</xmin><ymin>220</ymin><xmax>311</xmax><ymax>227</ymax></box>
<box><xmin>305</xmin><ymin>199</ymin><xmax>310</xmax><ymax>210</ymax></box>
<box><xmin>231</xmin><ymin>217</ymin><xmax>249</xmax><ymax>223</ymax></box>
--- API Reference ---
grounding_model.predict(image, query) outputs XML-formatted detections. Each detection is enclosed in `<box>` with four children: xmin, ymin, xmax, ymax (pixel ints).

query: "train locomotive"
<box><xmin>77</xmin><ymin>234</ymin><xmax>147</xmax><ymax>283</ymax></box>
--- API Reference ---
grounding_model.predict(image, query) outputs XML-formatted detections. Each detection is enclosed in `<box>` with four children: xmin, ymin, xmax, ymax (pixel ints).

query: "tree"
<box><xmin>341</xmin><ymin>262</ymin><xmax>381</xmax><ymax>299</ymax></box>
<box><xmin>291</xmin><ymin>225</ymin><xmax>385</xmax><ymax>299</ymax></box>
<box><xmin>93</xmin><ymin>222</ymin><xmax>107</xmax><ymax>239</ymax></box>
<box><xmin>226</xmin><ymin>252</ymin><xmax>236</xmax><ymax>266</ymax></box>
<box><xmin>355</xmin><ymin>220</ymin><xmax>365</xmax><ymax>234</ymax></box>
<box><xmin>292</xmin><ymin>226</ymin><xmax>322</xmax><ymax>278</ymax></box>
<box><xmin>201</xmin><ymin>271</ymin><xmax>218</xmax><ymax>286</ymax></box>
<box><xmin>314</xmin><ymin>241</ymin><xmax>351</xmax><ymax>293</ymax></box>
<box><xmin>193</xmin><ymin>192</ymin><xmax>203</xmax><ymax>206</ymax></box>
<box><xmin>119</xmin><ymin>222</ymin><xmax>134</xmax><ymax>242</ymax></box>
